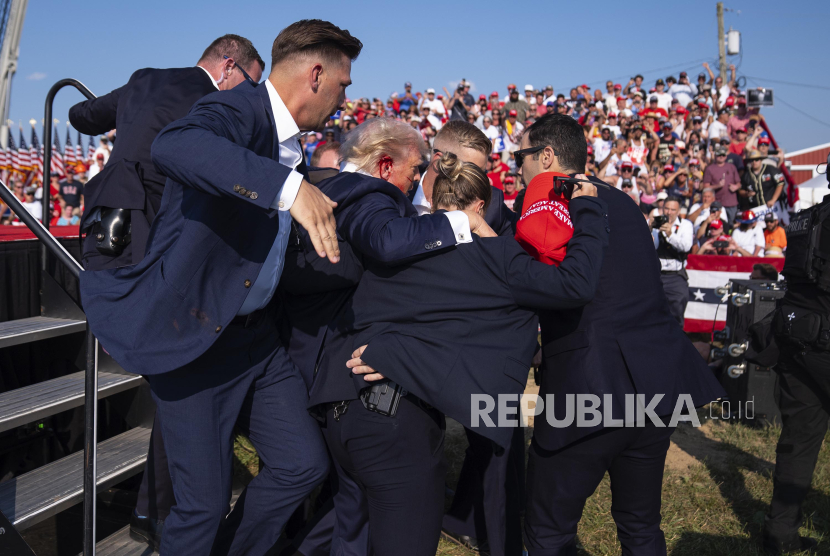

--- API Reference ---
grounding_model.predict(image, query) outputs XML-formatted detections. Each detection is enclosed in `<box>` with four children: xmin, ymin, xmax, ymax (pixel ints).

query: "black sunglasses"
<box><xmin>514</xmin><ymin>145</ymin><xmax>554</xmax><ymax>169</ymax></box>
<box><xmin>223</xmin><ymin>56</ymin><xmax>256</xmax><ymax>84</ymax></box>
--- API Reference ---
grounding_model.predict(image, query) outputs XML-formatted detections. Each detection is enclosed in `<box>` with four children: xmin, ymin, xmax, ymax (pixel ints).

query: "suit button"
<box><xmin>233</xmin><ymin>185</ymin><xmax>241</xmax><ymax>192</ymax></box>
<box><xmin>239</xmin><ymin>188</ymin><xmax>248</xmax><ymax>195</ymax></box>
<box><xmin>249</xmin><ymin>192</ymin><xmax>258</xmax><ymax>200</ymax></box>
<box><xmin>244</xmin><ymin>279</ymin><xmax>252</xmax><ymax>288</ymax></box>
<box><xmin>436</xmin><ymin>240</ymin><xmax>442</xmax><ymax>246</ymax></box>
<box><xmin>215</xmin><ymin>326</ymin><xmax>222</xmax><ymax>333</ymax></box>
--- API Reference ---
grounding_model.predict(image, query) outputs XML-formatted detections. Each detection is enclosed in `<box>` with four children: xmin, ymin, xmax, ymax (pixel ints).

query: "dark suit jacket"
<box><xmin>534</xmin><ymin>177</ymin><xmax>726</xmax><ymax>451</ymax></box>
<box><xmin>344</xmin><ymin>198</ymin><xmax>608</xmax><ymax>448</ymax></box>
<box><xmin>69</xmin><ymin>67</ymin><xmax>217</xmax><ymax>265</ymax></box>
<box><xmin>279</xmin><ymin>172</ymin><xmax>458</xmax><ymax>393</ymax></box>
<box><xmin>81</xmin><ymin>81</ymin><xmax>305</xmax><ymax>376</ymax></box>
<box><xmin>407</xmin><ymin>185</ymin><xmax>518</xmax><ymax>237</ymax></box>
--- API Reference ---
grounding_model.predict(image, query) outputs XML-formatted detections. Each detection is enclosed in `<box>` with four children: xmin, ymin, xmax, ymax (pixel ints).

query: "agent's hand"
<box><xmin>571</xmin><ymin>174</ymin><xmax>598</xmax><ymax>199</ymax></box>
<box><xmin>465</xmin><ymin>210</ymin><xmax>497</xmax><ymax>237</ymax></box>
<box><xmin>290</xmin><ymin>180</ymin><xmax>339</xmax><ymax>263</ymax></box>
<box><xmin>347</xmin><ymin>345</ymin><xmax>385</xmax><ymax>382</ymax></box>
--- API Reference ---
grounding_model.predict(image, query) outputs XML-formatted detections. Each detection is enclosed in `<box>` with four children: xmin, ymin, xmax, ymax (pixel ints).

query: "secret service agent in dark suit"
<box><xmin>405</xmin><ymin>119</ymin><xmax>522</xmax><ymax>555</ymax></box>
<box><xmin>68</xmin><ymin>35</ymin><xmax>264</xmax><ymax>550</ymax></box>
<box><xmin>336</xmin><ymin>159</ymin><xmax>607</xmax><ymax>555</ymax></box>
<box><xmin>515</xmin><ymin>115</ymin><xmax>726</xmax><ymax>555</ymax></box>
<box><xmin>81</xmin><ymin>22</ymin><xmax>362</xmax><ymax>553</ymax></box>
<box><xmin>69</xmin><ymin>36</ymin><xmax>264</xmax><ymax>271</ymax></box>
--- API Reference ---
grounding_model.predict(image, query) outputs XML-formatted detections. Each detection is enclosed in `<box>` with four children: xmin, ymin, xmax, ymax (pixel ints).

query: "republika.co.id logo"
<box><xmin>470</xmin><ymin>393</ymin><xmax>718</xmax><ymax>428</ymax></box>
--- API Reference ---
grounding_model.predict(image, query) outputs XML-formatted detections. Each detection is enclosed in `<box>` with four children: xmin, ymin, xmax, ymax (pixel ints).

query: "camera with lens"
<box><xmin>713</xmin><ymin>240</ymin><xmax>730</xmax><ymax>249</ymax></box>
<box><xmin>652</xmin><ymin>215</ymin><xmax>668</xmax><ymax>229</ymax></box>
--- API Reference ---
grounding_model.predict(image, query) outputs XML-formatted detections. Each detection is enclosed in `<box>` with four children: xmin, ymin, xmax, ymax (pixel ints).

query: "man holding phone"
<box><xmin>653</xmin><ymin>197</ymin><xmax>694</xmax><ymax>325</ymax></box>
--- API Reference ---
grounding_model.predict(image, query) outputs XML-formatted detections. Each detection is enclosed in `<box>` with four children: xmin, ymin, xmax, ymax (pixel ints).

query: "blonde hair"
<box><xmin>339</xmin><ymin>117</ymin><xmax>427</xmax><ymax>174</ymax></box>
<box><xmin>432</xmin><ymin>153</ymin><xmax>491</xmax><ymax>213</ymax></box>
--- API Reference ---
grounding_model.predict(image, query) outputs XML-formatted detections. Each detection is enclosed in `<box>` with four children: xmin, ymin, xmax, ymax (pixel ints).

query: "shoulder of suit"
<box><xmin>490</xmin><ymin>186</ymin><xmax>505</xmax><ymax>201</ymax></box>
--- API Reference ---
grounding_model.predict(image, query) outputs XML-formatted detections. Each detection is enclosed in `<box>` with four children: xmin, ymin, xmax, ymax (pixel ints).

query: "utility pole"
<box><xmin>717</xmin><ymin>2</ymin><xmax>726</xmax><ymax>83</ymax></box>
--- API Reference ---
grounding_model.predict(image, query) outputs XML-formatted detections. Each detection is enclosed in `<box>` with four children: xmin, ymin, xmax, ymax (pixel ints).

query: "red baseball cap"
<box><xmin>504</xmin><ymin>176</ymin><xmax>515</xmax><ymax>184</ymax></box>
<box><xmin>689</xmin><ymin>158</ymin><xmax>700</xmax><ymax>165</ymax></box>
<box><xmin>663</xmin><ymin>164</ymin><xmax>674</xmax><ymax>172</ymax></box>
<box><xmin>739</xmin><ymin>210</ymin><xmax>758</xmax><ymax>223</ymax></box>
<box><xmin>620</xmin><ymin>161</ymin><xmax>633</xmax><ymax>169</ymax></box>
<box><xmin>709</xmin><ymin>220</ymin><xmax>723</xmax><ymax>230</ymax></box>
<box><xmin>617</xmin><ymin>96</ymin><xmax>627</xmax><ymax>102</ymax></box>
<box><xmin>614</xmin><ymin>83</ymin><xmax>622</xmax><ymax>90</ymax></box>
<box><xmin>586</xmin><ymin>145</ymin><xmax>594</xmax><ymax>155</ymax></box>
<box><xmin>508</xmin><ymin>109</ymin><xmax>518</xmax><ymax>117</ymax></box>
<box><xmin>676</xmin><ymin>107</ymin><xmax>687</xmax><ymax>115</ymax></box>
<box><xmin>608</xmin><ymin>112</ymin><xmax>617</xmax><ymax>119</ymax></box>
<box><xmin>490</xmin><ymin>153</ymin><xmax>501</xmax><ymax>160</ymax></box>
<box><xmin>724</xmin><ymin>97</ymin><xmax>735</xmax><ymax>107</ymax></box>
<box><xmin>758</xmin><ymin>136</ymin><xmax>771</xmax><ymax>145</ymax></box>
<box><xmin>479</xmin><ymin>94</ymin><xmax>486</xmax><ymax>99</ymax></box>
<box><xmin>508</xmin><ymin>83</ymin><xmax>517</xmax><ymax>90</ymax></box>
<box><xmin>490</xmin><ymin>91</ymin><xmax>499</xmax><ymax>97</ymax></box>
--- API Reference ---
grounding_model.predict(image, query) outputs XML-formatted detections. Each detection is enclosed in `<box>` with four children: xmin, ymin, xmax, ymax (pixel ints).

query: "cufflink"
<box><xmin>278</xmin><ymin>201</ymin><xmax>285</xmax><ymax>208</ymax></box>
<box><xmin>458</xmin><ymin>233</ymin><xmax>465</xmax><ymax>240</ymax></box>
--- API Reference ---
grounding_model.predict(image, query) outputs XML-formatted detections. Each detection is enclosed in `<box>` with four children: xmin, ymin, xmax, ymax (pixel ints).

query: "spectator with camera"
<box><xmin>653</xmin><ymin>196</ymin><xmax>694</xmax><ymax>325</ymax></box>
<box><xmin>695</xmin><ymin>220</ymin><xmax>738</xmax><ymax>255</ymax></box>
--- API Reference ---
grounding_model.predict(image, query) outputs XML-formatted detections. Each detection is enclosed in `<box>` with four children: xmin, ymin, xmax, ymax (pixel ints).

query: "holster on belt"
<box><xmin>92</xmin><ymin>208</ymin><xmax>132</xmax><ymax>256</ymax></box>
<box><xmin>773</xmin><ymin>303</ymin><xmax>830</xmax><ymax>351</ymax></box>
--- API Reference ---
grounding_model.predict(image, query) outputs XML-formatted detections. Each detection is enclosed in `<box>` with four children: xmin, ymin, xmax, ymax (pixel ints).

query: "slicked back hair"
<box><xmin>199</xmin><ymin>34</ymin><xmax>264</xmax><ymax>72</ymax></box>
<box><xmin>434</xmin><ymin>120</ymin><xmax>492</xmax><ymax>159</ymax></box>
<box><xmin>525</xmin><ymin>114</ymin><xmax>587</xmax><ymax>174</ymax></box>
<box><xmin>271</xmin><ymin>19</ymin><xmax>362</xmax><ymax>69</ymax></box>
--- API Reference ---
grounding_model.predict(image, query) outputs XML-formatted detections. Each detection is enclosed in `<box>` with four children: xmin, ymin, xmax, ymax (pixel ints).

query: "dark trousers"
<box><xmin>321</xmin><ymin>396</ymin><xmax>447</xmax><ymax>556</ymax></box>
<box><xmin>660</xmin><ymin>272</ymin><xmax>689</xmax><ymax>326</ymax></box>
<box><xmin>147</xmin><ymin>316</ymin><xmax>329</xmax><ymax>555</ymax></box>
<box><xmin>83</xmin><ymin>232</ymin><xmax>175</xmax><ymax>522</ymax></box>
<box><xmin>524</xmin><ymin>423</ymin><xmax>675</xmax><ymax>556</ymax></box>
<box><xmin>135</xmin><ymin>411</ymin><xmax>174</xmax><ymax>519</ymax></box>
<box><xmin>765</xmin><ymin>345</ymin><xmax>830</xmax><ymax>543</ymax></box>
<box><xmin>442</xmin><ymin>427</ymin><xmax>525</xmax><ymax>556</ymax></box>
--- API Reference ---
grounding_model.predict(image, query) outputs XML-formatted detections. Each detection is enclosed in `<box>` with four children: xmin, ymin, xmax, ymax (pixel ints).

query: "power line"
<box><xmin>743</xmin><ymin>76</ymin><xmax>830</xmax><ymax>91</ymax></box>
<box><xmin>581</xmin><ymin>57</ymin><xmax>712</xmax><ymax>88</ymax></box>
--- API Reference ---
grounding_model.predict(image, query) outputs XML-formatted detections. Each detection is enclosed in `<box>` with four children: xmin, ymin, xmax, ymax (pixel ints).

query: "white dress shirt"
<box><xmin>237</xmin><ymin>80</ymin><xmax>305</xmax><ymax>315</ymax></box>
<box><xmin>659</xmin><ymin>217</ymin><xmax>694</xmax><ymax>272</ymax></box>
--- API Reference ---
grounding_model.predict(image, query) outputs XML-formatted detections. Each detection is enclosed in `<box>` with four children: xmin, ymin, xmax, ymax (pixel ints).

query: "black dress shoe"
<box><xmin>129</xmin><ymin>513</ymin><xmax>165</xmax><ymax>551</ymax></box>
<box><xmin>440</xmin><ymin>529</ymin><xmax>490</xmax><ymax>554</ymax></box>
<box><xmin>763</xmin><ymin>536</ymin><xmax>818</xmax><ymax>555</ymax></box>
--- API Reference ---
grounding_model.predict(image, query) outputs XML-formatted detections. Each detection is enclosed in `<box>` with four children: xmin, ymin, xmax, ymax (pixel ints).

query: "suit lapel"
<box><xmin>257</xmin><ymin>84</ymin><xmax>280</xmax><ymax>161</ymax></box>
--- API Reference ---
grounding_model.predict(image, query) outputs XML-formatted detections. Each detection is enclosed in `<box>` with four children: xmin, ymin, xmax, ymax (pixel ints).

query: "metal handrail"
<box><xmin>0</xmin><ymin>180</ymin><xmax>82</xmax><ymax>276</ymax></box>
<box><xmin>42</xmin><ymin>78</ymin><xmax>96</xmax><ymax>233</ymax></box>
<box><xmin>1</xmin><ymin>176</ymin><xmax>97</xmax><ymax>556</ymax></box>
<box><xmin>2</xmin><ymin>77</ymin><xmax>100</xmax><ymax>556</ymax></box>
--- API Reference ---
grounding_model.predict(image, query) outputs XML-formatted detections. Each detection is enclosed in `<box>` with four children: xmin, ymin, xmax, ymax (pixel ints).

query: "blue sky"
<box><xmin>9</xmin><ymin>0</ymin><xmax>830</xmax><ymax>152</ymax></box>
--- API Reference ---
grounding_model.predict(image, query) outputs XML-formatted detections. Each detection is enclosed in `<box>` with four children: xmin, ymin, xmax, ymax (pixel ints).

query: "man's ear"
<box><xmin>310</xmin><ymin>63</ymin><xmax>323</xmax><ymax>93</ymax></box>
<box><xmin>542</xmin><ymin>146</ymin><xmax>555</xmax><ymax>170</ymax></box>
<box><xmin>378</xmin><ymin>155</ymin><xmax>394</xmax><ymax>180</ymax></box>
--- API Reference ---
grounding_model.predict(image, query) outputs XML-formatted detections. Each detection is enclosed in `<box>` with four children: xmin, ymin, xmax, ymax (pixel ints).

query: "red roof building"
<box><xmin>786</xmin><ymin>141</ymin><xmax>830</xmax><ymax>185</ymax></box>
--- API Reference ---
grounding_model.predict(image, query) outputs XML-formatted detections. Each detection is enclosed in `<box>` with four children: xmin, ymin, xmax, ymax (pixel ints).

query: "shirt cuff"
<box><xmin>443</xmin><ymin>210</ymin><xmax>473</xmax><ymax>244</ymax></box>
<box><xmin>270</xmin><ymin>170</ymin><xmax>304</xmax><ymax>211</ymax></box>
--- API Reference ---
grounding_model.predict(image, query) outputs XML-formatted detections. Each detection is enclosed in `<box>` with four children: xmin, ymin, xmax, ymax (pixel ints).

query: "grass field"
<box><xmin>235</xmin><ymin>379</ymin><xmax>830</xmax><ymax>556</ymax></box>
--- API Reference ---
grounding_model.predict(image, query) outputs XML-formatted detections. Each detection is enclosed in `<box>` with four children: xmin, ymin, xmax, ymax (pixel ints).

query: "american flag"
<box><xmin>64</xmin><ymin>126</ymin><xmax>76</xmax><ymax>165</ymax></box>
<box><xmin>17</xmin><ymin>127</ymin><xmax>31</xmax><ymax>171</ymax></box>
<box><xmin>31</xmin><ymin>126</ymin><xmax>42</xmax><ymax>182</ymax></box>
<box><xmin>51</xmin><ymin>127</ymin><xmax>65</xmax><ymax>179</ymax></box>
<box><xmin>8</xmin><ymin>129</ymin><xmax>19</xmax><ymax>173</ymax></box>
<box><xmin>87</xmin><ymin>135</ymin><xmax>96</xmax><ymax>163</ymax></box>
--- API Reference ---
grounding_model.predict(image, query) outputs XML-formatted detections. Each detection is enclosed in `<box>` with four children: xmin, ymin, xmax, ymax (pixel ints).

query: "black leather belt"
<box><xmin>230</xmin><ymin>308</ymin><xmax>268</xmax><ymax>329</ymax></box>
